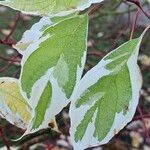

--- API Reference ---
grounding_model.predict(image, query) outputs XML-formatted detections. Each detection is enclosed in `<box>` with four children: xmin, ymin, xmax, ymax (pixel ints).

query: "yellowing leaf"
<box><xmin>0</xmin><ymin>77</ymin><xmax>59</xmax><ymax>132</ymax></box>
<box><xmin>0</xmin><ymin>77</ymin><xmax>31</xmax><ymax>129</ymax></box>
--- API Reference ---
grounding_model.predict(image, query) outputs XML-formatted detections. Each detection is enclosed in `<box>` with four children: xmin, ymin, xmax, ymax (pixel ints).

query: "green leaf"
<box><xmin>69</xmin><ymin>28</ymin><xmax>149</xmax><ymax>150</ymax></box>
<box><xmin>20</xmin><ymin>14</ymin><xmax>88</xmax><ymax>133</ymax></box>
<box><xmin>0</xmin><ymin>77</ymin><xmax>31</xmax><ymax>129</ymax></box>
<box><xmin>0</xmin><ymin>0</ymin><xmax>103</xmax><ymax>16</ymax></box>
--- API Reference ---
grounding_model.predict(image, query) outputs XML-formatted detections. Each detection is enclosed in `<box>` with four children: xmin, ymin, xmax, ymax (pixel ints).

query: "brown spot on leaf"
<box><xmin>48</xmin><ymin>122</ymin><xmax>55</xmax><ymax>129</ymax></box>
<box><xmin>0</xmin><ymin>81</ymin><xmax>5</xmax><ymax>84</ymax></box>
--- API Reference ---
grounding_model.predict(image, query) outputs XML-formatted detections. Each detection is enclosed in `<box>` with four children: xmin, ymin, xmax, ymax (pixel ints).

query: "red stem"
<box><xmin>4</xmin><ymin>13</ymin><xmax>20</xmax><ymax>41</ymax></box>
<box><xmin>0</xmin><ymin>55</ymin><xmax>20</xmax><ymax>62</ymax></box>
<box><xmin>0</xmin><ymin>54</ymin><xmax>19</xmax><ymax>73</ymax></box>
<box><xmin>127</xmin><ymin>0</ymin><xmax>150</xmax><ymax>20</ymax></box>
<box><xmin>0</xmin><ymin>127</ymin><xmax>10</xmax><ymax>150</ymax></box>
<box><xmin>130</xmin><ymin>9</ymin><xmax>140</xmax><ymax>40</ymax></box>
<box><xmin>138</xmin><ymin>107</ymin><xmax>150</xmax><ymax>145</ymax></box>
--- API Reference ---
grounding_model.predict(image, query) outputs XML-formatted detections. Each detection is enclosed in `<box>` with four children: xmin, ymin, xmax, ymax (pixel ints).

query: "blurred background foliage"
<box><xmin>0</xmin><ymin>0</ymin><xmax>150</xmax><ymax>149</ymax></box>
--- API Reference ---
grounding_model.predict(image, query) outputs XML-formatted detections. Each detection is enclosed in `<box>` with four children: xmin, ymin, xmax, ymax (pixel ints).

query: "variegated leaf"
<box><xmin>20</xmin><ymin>14</ymin><xmax>88</xmax><ymax>133</ymax></box>
<box><xmin>0</xmin><ymin>77</ymin><xmax>31</xmax><ymax>129</ymax></box>
<box><xmin>0</xmin><ymin>0</ymin><xmax>104</xmax><ymax>16</ymax></box>
<box><xmin>0</xmin><ymin>77</ymin><xmax>58</xmax><ymax>132</ymax></box>
<box><xmin>69</xmin><ymin>28</ymin><xmax>149</xmax><ymax>150</ymax></box>
<box><xmin>14</xmin><ymin>15</ymin><xmax>74</xmax><ymax>54</ymax></box>
<box><xmin>13</xmin><ymin>17</ymin><xmax>52</xmax><ymax>55</ymax></box>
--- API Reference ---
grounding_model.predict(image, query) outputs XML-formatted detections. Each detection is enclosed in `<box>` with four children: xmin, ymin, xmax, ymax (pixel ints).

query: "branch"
<box><xmin>0</xmin><ymin>126</ymin><xmax>10</xmax><ymax>150</ymax></box>
<box><xmin>126</xmin><ymin>0</ymin><xmax>150</xmax><ymax>20</ymax></box>
<box><xmin>138</xmin><ymin>107</ymin><xmax>150</xmax><ymax>145</ymax></box>
<box><xmin>130</xmin><ymin>9</ymin><xmax>140</xmax><ymax>40</ymax></box>
<box><xmin>0</xmin><ymin>55</ymin><xmax>21</xmax><ymax>62</ymax></box>
<box><xmin>0</xmin><ymin>53</ymin><xmax>19</xmax><ymax>73</ymax></box>
<box><xmin>4</xmin><ymin>13</ymin><xmax>20</xmax><ymax>41</ymax></box>
<box><xmin>0</xmin><ymin>39</ymin><xmax>16</xmax><ymax>47</ymax></box>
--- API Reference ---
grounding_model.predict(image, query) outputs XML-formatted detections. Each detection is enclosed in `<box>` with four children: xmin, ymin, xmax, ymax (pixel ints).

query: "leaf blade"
<box><xmin>69</xmin><ymin>29</ymin><xmax>148</xmax><ymax>149</ymax></box>
<box><xmin>21</xmin><ymin>14</ymin><xmax>88</xmax><ymax>101</ymax></box>
<box><xmin>21</xmin><ymin>14</ymin><xmax>88</xmax><ymax>133</ymax></box>
<box><xmin>0</xmin><ymin>0</ymin><xmax>103</xmax><ymax>16</ymax></box>
<box><xmin>0</xmin><ymin>77</ymin><xmax>58</xmax><ymax>133</ymax></box>
<box><xmin>0</xmin><ymin>77</ymin><xmax>31</xmax><ymax>129</ymax></box>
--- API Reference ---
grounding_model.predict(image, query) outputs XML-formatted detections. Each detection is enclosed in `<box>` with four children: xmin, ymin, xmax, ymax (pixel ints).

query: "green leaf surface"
<box><xmin>20</xmin><ymin>14</ymin><xmax>88</xmax><ymax>133</ymax></box>
<box><xmin>0</xmin><ymin>0</ymin><xmax>103</xmax><ymax>16</ymax></box>
<box><xmin>69</xmin><ymin>28</ymin><xmax>148</xmax><ymax>150</ymax></box>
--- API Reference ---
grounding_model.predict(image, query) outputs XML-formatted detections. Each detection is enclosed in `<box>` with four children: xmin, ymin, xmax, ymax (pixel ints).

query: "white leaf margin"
<box><xmin>69</xmin><ymin>26</ymin><xmax>150</xmax><ymax>150</ymax></box>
